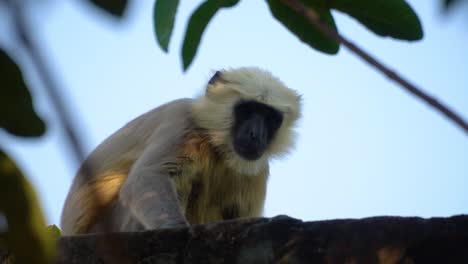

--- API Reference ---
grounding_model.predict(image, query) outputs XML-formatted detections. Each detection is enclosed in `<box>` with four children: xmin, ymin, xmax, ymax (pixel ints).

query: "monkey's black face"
<box><xmin>232</xmin><ymin>100</ymin><xmax>283</xmax><ymax>160</ymax></box>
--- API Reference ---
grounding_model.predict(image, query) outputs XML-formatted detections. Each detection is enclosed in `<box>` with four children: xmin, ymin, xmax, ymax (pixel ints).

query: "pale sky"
<box><xmin>1</xmin><ymin>0</ymin><xmax>467</xmax><ymax>227</ymax></box>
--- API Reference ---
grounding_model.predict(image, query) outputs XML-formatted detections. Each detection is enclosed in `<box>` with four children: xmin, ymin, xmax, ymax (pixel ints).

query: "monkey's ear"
<box><xmin>208</xmin><ymin>71</ymin><xmax>223</xmax><ymax>85</ymax></box>
<box><xmin>206</xmin><ymin>71</ymin><xmax>227</xmax><ymax>97</ymax></box>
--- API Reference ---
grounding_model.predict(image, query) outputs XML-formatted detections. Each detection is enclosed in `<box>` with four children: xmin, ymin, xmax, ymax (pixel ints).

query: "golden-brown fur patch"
<box><xmin>68</xmin><ymin>173</ymin><xmax>126</xmax><ymax>234</ymax></box>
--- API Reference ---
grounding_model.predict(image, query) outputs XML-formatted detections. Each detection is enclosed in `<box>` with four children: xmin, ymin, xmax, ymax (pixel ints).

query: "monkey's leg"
<box><xmin>120</xmin><ymin>166</ymin><xmax>189</xmax><ymax>230</ymax></box>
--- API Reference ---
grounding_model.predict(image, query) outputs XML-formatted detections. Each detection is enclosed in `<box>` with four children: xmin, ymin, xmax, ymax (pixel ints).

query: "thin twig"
<box><xmin>8</xmin><ymin>1</ymin><xmax>129</xmax><ymax>263</ymax></box>
<box><xmin>281</xmin><ymin>0</ymin><xmax>468</xmax><ymax>135</ymax></box>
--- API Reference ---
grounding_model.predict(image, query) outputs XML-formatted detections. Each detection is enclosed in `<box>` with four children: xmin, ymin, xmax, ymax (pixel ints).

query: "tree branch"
<box><xmin>282</xmin><ymin>0</ymin><xmax>468</xmax><ymax>135</ymax></box>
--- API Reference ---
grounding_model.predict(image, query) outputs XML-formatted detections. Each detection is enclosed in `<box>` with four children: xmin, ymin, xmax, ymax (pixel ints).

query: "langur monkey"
<box><xmin>60</xmin><ymin>67</ymin><xmax>302</xmax><ymax>235</ymax></box>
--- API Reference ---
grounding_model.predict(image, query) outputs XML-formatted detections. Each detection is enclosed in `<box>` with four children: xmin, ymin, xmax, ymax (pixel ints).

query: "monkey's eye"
<box><xmin>266</xmin><ymin>111</ymin><xmax>283</xmax><ymax>129</ymax></box>
<box><xmin>235</xmin><ymin>103</ymin><xmax>255</xmax><ymax>119</ymax></box>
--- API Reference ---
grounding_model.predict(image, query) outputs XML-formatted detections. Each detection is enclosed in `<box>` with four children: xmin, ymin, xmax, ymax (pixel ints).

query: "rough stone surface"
<box><xmin>2</xmin><ymin>215</ymin><xmax>468</xmax><ymax>263</ymax></box>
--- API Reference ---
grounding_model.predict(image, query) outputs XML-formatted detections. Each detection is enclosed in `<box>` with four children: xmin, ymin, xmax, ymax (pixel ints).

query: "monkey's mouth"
<box><xmin>233</xmin><ymin>143</ymin><xmax>264</xmax><ymax>161</ymax></box>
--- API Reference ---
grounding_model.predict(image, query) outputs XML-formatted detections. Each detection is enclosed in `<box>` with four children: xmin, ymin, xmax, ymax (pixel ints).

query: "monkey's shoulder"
<box><xmin>178</xmin><ymin>129</ymin><xmax>215</xmax><ymax>160</ymax></box>
<box><xmin>159</xmin><ymin>129</ymin><xmax>212</xmax><ymax>179</ymax></box>
<box><xmin>83</xmin><ymin>98</ymin><xmax>196</xmax><ymax>168</ymax></box>
<box><xmin>126</xmin><ymin>98</ymin><xmax>195</xmax><ymax>139</ymax></box>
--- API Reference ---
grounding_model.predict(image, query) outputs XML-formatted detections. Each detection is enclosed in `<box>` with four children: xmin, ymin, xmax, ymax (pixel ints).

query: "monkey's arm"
<box><xmin>119</xmin><ymin>161</ymin><xmax>188</xmax><ymax>229</ymax></box>
<box><xmin>118</xmin><ymin>134</ymin><xmax>189</xmax><ymax>229</ymax></box>
<box><xmin>119</xmin><ymin>116</ymin><xmax>192</xmax><ymax>229</ymax></box>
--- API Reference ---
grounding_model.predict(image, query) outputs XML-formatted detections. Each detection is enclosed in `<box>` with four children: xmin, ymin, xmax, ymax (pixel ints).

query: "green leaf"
<box><xmin>0</xmin><ymin>149</ymin><xmax>56</xmax><ymax>264</ymax></box>
<box><xmin>86</xmin><ymin>0</ymin><xmax>128</xmax><ymax>17</ymax></box>
<box><xmin>181</xmin><ymin>0</ymin><xmax>240</xmax><ymax>71</ymax></box>
<box><xmin>266</xmin><ymin>0</ymin><xmax>339</xmax><ymax>54</ymax></box>
<box><xmin>329</xmin><ymin>0</ymin><xmax>423</xmax><ymax>41</ymax></box>
<box><xmin>154</xmin><ymin>0</ymin><xmax>180</xmax><ymax>52</ymax></box>
<box><xmin>0</xmin><ymin>49</ymin><xmax>46</xmax><ymax>138</ymax></box>
<box><xmin>46</xmin><ymin>225</ymin><xmax>62</xmax><ymax>240</ymax></box>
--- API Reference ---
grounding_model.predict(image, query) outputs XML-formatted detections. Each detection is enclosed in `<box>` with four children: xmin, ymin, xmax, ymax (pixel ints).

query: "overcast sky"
<box><xmin>1</xmin><ymin>0</ymin><xmax>467</xmax><ymax>227</ymax></box>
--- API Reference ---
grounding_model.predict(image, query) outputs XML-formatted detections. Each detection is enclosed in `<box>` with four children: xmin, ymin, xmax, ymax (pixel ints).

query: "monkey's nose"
<box><xmin>249</xmin><ymin>131</ymin><xmax>257</xmax><ymax>140</ymax></box>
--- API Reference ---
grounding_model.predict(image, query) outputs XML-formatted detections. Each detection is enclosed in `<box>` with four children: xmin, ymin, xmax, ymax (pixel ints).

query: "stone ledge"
<box><xmin>3</xmin><ymin>215</ymin><xmax>468</xmax><ymax>263</ymax></box>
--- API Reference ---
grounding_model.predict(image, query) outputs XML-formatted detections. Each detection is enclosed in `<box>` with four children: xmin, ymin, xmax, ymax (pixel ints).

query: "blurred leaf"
<box><xmin>267</xmin><ymin>0</ymin><xmax>339</xmax><ymax>54</ymax></box>
<box><xmin>0</xmin><ymin>232</ymin><xmax>6</xmax><ymax>249</ymax></box>
<box><xmin>0</xmin><ymin>49</ymin><xmax>46</xmax><ymax>137</ymax></box>
<box><xmin>46</xmin><ymin>225</ymin><xmax>62</xmax><ymax>240</ymax></box>
<box><xmin>329</xmin><ymin>0</ymin><xmax>423</xmax><ymax>41</ymax></box>
<box><xmin>0</xmin><ymin>248</ymin><xmax>14</xmax><ymax>264</ymax></box>
<box><xmin>0</xmin><ymin>149</ymin><xmax>56</xmax><ymax>264</ymax></box>
<box><xmin>86</xmin><ymin>0</ymin><xmax>128</xmax><ymax>17</ymax></box>
<box><xmin>154</xmin><ymin>0</ymin><xmax>180</xmax><ymax>52</ymax></box>
<box><xmin>181</xmin><ymin>0</ymin><xmax>240</xmax><ymax>71</ymax></box>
